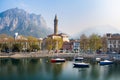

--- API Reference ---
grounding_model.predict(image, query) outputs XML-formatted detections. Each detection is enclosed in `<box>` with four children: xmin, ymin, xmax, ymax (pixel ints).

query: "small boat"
<box><xmin>73</xmin><ymin>62</ymin><xmax>89</xmax><ymax>68</ymax></box>
<box><xmin>74</xmin><ymin>57</ymin><xmax>84</xmax><ymax>61</ymax></box>
<box><xmin>100</xmin><ymin>60</ymin><xmax>113</xmax><ymax>65</ymax></box>
<box><xmin>51</xmin><ymin>58</ymin><xmax>65</xmax><ymax>63</ymax></box>
<box><xmin>96</xmin><ymin>58</ymin><xmax>101</xmax><ymax>62</ymax></box>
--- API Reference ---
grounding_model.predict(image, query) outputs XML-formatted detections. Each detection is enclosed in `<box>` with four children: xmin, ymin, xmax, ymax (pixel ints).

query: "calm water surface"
<box><xmin>0</xmin><ymin>58</ymin><xmax>120</xmax><ymax>80</ymax></box>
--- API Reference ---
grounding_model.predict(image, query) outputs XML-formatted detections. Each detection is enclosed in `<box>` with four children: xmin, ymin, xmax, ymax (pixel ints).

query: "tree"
<box><xmin>45</xmin><ymin>38</ymin><xmax>53</xmax><ymax>51</ymax></box>
<box><xmin>30</xmin><ymin>44</ymin><xmax>40</xmax><ymax>52</ymax></box>
<box><xmin>12</xmin><ymin>43</ymin><xmax>23</xmax><ymax>52</ymax></box>
<box><xmin>89</xmin><ymin>34</ymin><xmax>102</xmax><ymax>53</ymax></box>
<box><xmin>80</xmin><ymin>34</ymin><xmax>89</xmax><ymax>52</ymax></box>
<box><xmin>101</xmin><ymin>35</ymin><xmax>107</xmax><ymax>52</ymax></box>
<box><xmin>45</xmin><ymin>38</ymin><xmax>63</xmax><ymax>52</ymax></box>
<box><xmin>0</xmin><ymin>43</ymin><xmax>2</xmax><ymax>52</ymax></box>
<box><xmin>27</xmin><ymin>36</ymin><xmax>39</xmax><ymax>51</ymax></box>
<box><xmin>1</xmin><ymin>43</ymin><xmax>9</xmax><ymax>52</ymax></box>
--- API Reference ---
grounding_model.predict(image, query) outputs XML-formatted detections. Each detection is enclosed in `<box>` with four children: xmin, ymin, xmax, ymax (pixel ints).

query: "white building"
<box><xmin>106</xmin><ymin>33</ymin><xmax>120</xmax><ymax>53</ymax></box>
<box><xmin>73</xmin><ymin>40</ymin><xmax>80</xmax><ymax>53</ymax></box>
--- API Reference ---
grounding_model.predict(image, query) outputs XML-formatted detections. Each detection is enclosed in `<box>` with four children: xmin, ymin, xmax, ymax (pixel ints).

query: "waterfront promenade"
<box><xmin>0</xmin><ymin>51</ymin><xmax>120</xmax><ymax>61</ymax></box>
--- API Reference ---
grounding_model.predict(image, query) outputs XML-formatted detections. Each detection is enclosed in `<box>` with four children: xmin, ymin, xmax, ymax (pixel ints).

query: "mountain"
<box><xmin>0</xmin><ymin>8</ymin><xmax>52</xmax><ymax>38</ymax></box>
<box><xmin>72</xmin><ymin>25</ymin><xmax>120</xmax><ymax>38</ymax></box>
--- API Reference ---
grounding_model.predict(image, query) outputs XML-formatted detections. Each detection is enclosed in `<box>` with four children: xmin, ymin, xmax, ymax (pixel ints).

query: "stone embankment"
<box><xmin>0</xmin><ymin>51</ymin><xmax>120</xmax><ymax>61</ymax></box>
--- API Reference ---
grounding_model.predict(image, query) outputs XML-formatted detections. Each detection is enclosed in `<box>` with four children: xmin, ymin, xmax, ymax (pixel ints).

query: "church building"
<box><xmin>47</xmin><ymin>15</ymin><xmax>69</xmax><ymax>42</ymax></box>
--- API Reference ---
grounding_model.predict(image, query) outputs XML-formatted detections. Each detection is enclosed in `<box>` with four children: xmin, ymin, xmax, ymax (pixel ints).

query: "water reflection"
<box><xmin>0</xmin><ymin>58</ymin><xmax>120</xmax><ymax>80</ymax></box>
<box><xmin>0</xmin><ymin>58</ymin><xmax>9</xmax><ymax>65</ymax></box>
<box><xmin>11</xmin><ymin>58</ymin><xmax>21</xmax><ymax>65</ymax></box>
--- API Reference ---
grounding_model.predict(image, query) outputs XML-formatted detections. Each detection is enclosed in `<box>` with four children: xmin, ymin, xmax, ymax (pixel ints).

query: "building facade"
<box><xmin>62</xmin><ymin>41</ymin><xmax>73</xmax><ymax>52</ymax></box>
<box><xmin>62</xmin><ymin>39</ymin><xmax>80</xmax><ymax>53</ymax></box>
<box><xmin>106</xmin><ymin>33</ymin><xmax>120</xmax><ymax>53</ymax></box>
<box><xmin>71</xmin><ymin>39</ymin><xmax>80</xmax><ymax>53</ymax></box>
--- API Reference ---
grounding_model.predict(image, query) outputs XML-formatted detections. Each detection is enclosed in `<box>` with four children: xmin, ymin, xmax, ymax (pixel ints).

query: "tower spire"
<box><xmin>55</xmin><ymin>14</ymin><xmax>58</xmax><ymax>20</ymax></box>
<box><xmin>54</xmin><ymin>14</ymin><xmax>58</xmax><ymax>35</ymax></box>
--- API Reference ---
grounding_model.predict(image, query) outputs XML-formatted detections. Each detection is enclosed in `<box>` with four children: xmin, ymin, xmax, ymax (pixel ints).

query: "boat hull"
<box><xmin>74</xmin><ymin>58</ymin><xmax>83</xmax><ymax>61</ymax></box>
<box><xmin>73</xmin><ymin>63</ymin><xmax>89</xmax><ymax>68</ymax></box>
<box><xmin>51</xmin><ymin>58</ymin><xmax>65</xmax><ymax>63</ymax></box>
<box><xmin>100</xmin><ymin>60</ymin><xmax>113</xmax><ymax>65</ymax></box>
<box><xmin>100</xmin><ymin>62</ymin><xmax>113</xmax><ymax>65</ymax></box>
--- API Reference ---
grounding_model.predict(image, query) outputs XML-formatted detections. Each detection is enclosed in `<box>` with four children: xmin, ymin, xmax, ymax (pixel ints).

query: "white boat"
<box><xmin>96</xmin><ymin>58</ymin><xmax>101</xmax><ymax>62</ymax></box>
<box><xmin>100</xmin><ymin>60</ymin><xmax>113</xmax><ymax>65</ymax></box>
<box><xmin>74</xmin><ymin>56</ymin><xmax>84</xmax><ymax>61</ymax></box>
<box><xmin>73</xmin><ymin>62</ymin><xmax>89</xmax><ymax>68</ymax></box>
<box><xmin>51</xmin><ymin>58</ymin><xmax>65</xmax><ymax>63</ymax></box>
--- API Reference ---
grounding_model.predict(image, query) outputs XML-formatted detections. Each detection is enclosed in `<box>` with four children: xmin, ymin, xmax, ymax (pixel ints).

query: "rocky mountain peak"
<box><xmin>0</xmin><ymin>8</ymin><xmax>52</xmax><ymax>38</ymax></box>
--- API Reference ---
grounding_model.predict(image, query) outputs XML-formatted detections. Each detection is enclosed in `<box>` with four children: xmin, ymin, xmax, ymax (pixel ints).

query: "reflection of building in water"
<box><xmin>106</xmin><ymin>33</ymin><xmax>120</xmax><ymax>53</ymax></box>
<box><xmin>62</xmin><ymin>61</ymin><xmax>69</xmax><ymax>68</ymax></box>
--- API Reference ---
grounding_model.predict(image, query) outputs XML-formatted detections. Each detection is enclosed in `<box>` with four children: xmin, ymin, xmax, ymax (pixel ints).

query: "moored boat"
<box><xmin>73</xmin><ymin>62</ymin><xmax>89</xmax><ymax>68</ymax></box>
<box><xmin>74</xmin><ymin>57</ymin><xmax>84</xmax><ymax>61</ymax></box>
<box><xmin>100</xmin><ymin>60</ymin><xmax>113</xmax><ymax>65</ymax></box>
<box><xmin>96</xmin><ymin>58</ymin><xmax>101</xmax><ymax>62</ymax></box>
<box><xmin>51</xmin><ymin>58</ymin><xmax>65</xmax><ymax>63</ymax></box>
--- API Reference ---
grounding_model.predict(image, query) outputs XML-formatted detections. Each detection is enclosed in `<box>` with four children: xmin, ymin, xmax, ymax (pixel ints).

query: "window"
<box><xmin>114</xmin><ymin>45</ymin><xmax>116</xmax><ymax>48</ymax></box>
<box><xmin>113</xmin><ymin>40</ymin><xmax>116</xmax><ymax>44</ymax></box>
<box><xmin>118</xmin><ymin>45</ymin><xmax>120</xmax><ymax>48</ymax></box>
<box><xmin>109</xmin><ymin>40</ymin><xmax>111</xmax><ymax>44</ymax></box>
<box><xmin>110</xmin><ymin>45</ymin><xmax>112</xmax><ymax>48</ymax></box>
<box><xmin>118</xmin><ymin>40</ymin><xmax>120</xmax><ymax>44</ymax></box>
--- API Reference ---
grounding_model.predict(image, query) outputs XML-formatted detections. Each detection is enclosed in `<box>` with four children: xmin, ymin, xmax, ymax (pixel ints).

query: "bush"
<box><xmin>12</xmin><ymin>43</ymin><xmax>23</xmax><ymax>52</ymax></box>
<box><xmin>1</xmin><ymin>43</ymin><xmax>9</xmax><ymax>52</ymax></box>
<box><xmin>30</xmin><ymin>44</ymin><xmax>40</xmax><ymax>52</ymax></box>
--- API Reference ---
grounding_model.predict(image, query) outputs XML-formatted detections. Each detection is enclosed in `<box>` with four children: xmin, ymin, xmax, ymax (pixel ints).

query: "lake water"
<box><xmin>0</xmin><ymin>58</ymin><xmax>120</xmax><ymax>80</ymax></box>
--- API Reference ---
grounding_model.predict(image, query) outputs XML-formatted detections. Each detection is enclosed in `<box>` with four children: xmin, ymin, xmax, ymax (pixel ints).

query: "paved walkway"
<box><xmin>0</xmin><ymin>52</ymin><xmax>120</xmax><ymax>61</ymax></box>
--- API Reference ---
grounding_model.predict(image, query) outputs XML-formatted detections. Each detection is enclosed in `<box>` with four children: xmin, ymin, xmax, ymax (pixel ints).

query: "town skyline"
<box><xmin>1</xmin><ymin>0</ymin><xmax>120</xmax><ymax>35</ymax></box>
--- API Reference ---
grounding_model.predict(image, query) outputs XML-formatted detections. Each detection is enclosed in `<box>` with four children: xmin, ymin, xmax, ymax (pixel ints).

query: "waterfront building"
<box><xmin>62</xmin><ymin>39</ymin><xmax>80</xmax><ymax>53</ymax></box>
<box><xmin>70</xmin><ymin>39</ymin><xmax>80</xmax><ymax>53</ymax></box>
<box><xmin>106</xmin><ymin>33</ymin><xmax>120</xmax><ymax>53</ymax></box>
<box><xmin>47</xmin><ymin>15</ymin><xmax>69</xmax><ymax>42</ymax></box>
<box><xmin>73</xmin><ymin>40</ymin><xmax>80</xmax><ymax>53</ymax></box>
<box><xmin>62</xmin><ymin>41</ymin><xmax>73</xmax><ymax>52</ymax></box>
<box><xmin>43</xmin><ymin>15</ymin><xmax>69</xmax><ymax>51</ymax></box>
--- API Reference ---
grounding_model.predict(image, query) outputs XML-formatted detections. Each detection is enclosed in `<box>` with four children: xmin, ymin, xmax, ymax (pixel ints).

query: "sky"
<box><xmin>0</xmin><ymin>0</ymin><xmax>120</xmax><ymax>35</ymax></box>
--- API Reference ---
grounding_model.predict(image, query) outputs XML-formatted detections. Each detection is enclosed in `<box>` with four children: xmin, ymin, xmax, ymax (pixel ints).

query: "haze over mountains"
<box><xmin>72</xmin><ymin>25</ymin><xmax>120</xmax><ymax>38</ymax></box>
<box><xmin>0</xmin><ymin>8</ymin><xmax>52</xmax><ymax>38</ymax></box>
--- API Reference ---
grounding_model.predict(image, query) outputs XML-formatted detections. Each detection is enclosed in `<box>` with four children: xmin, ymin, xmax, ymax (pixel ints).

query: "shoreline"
<box><xmin>0</xmin><ymin>52</ymin><xmax>120</xmax><ymax>61</ymax></box>
<box><xmin>0</xmin><ymin>52</ymin><xmax>76</xmax><ymax>58</ymax></box>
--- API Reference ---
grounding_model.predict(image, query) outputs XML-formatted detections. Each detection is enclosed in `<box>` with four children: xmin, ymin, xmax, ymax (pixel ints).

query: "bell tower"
<box><xmin>54</xmin><ymin>14</ymin><xmax>58</xmax><ymax>35</ymax></box>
